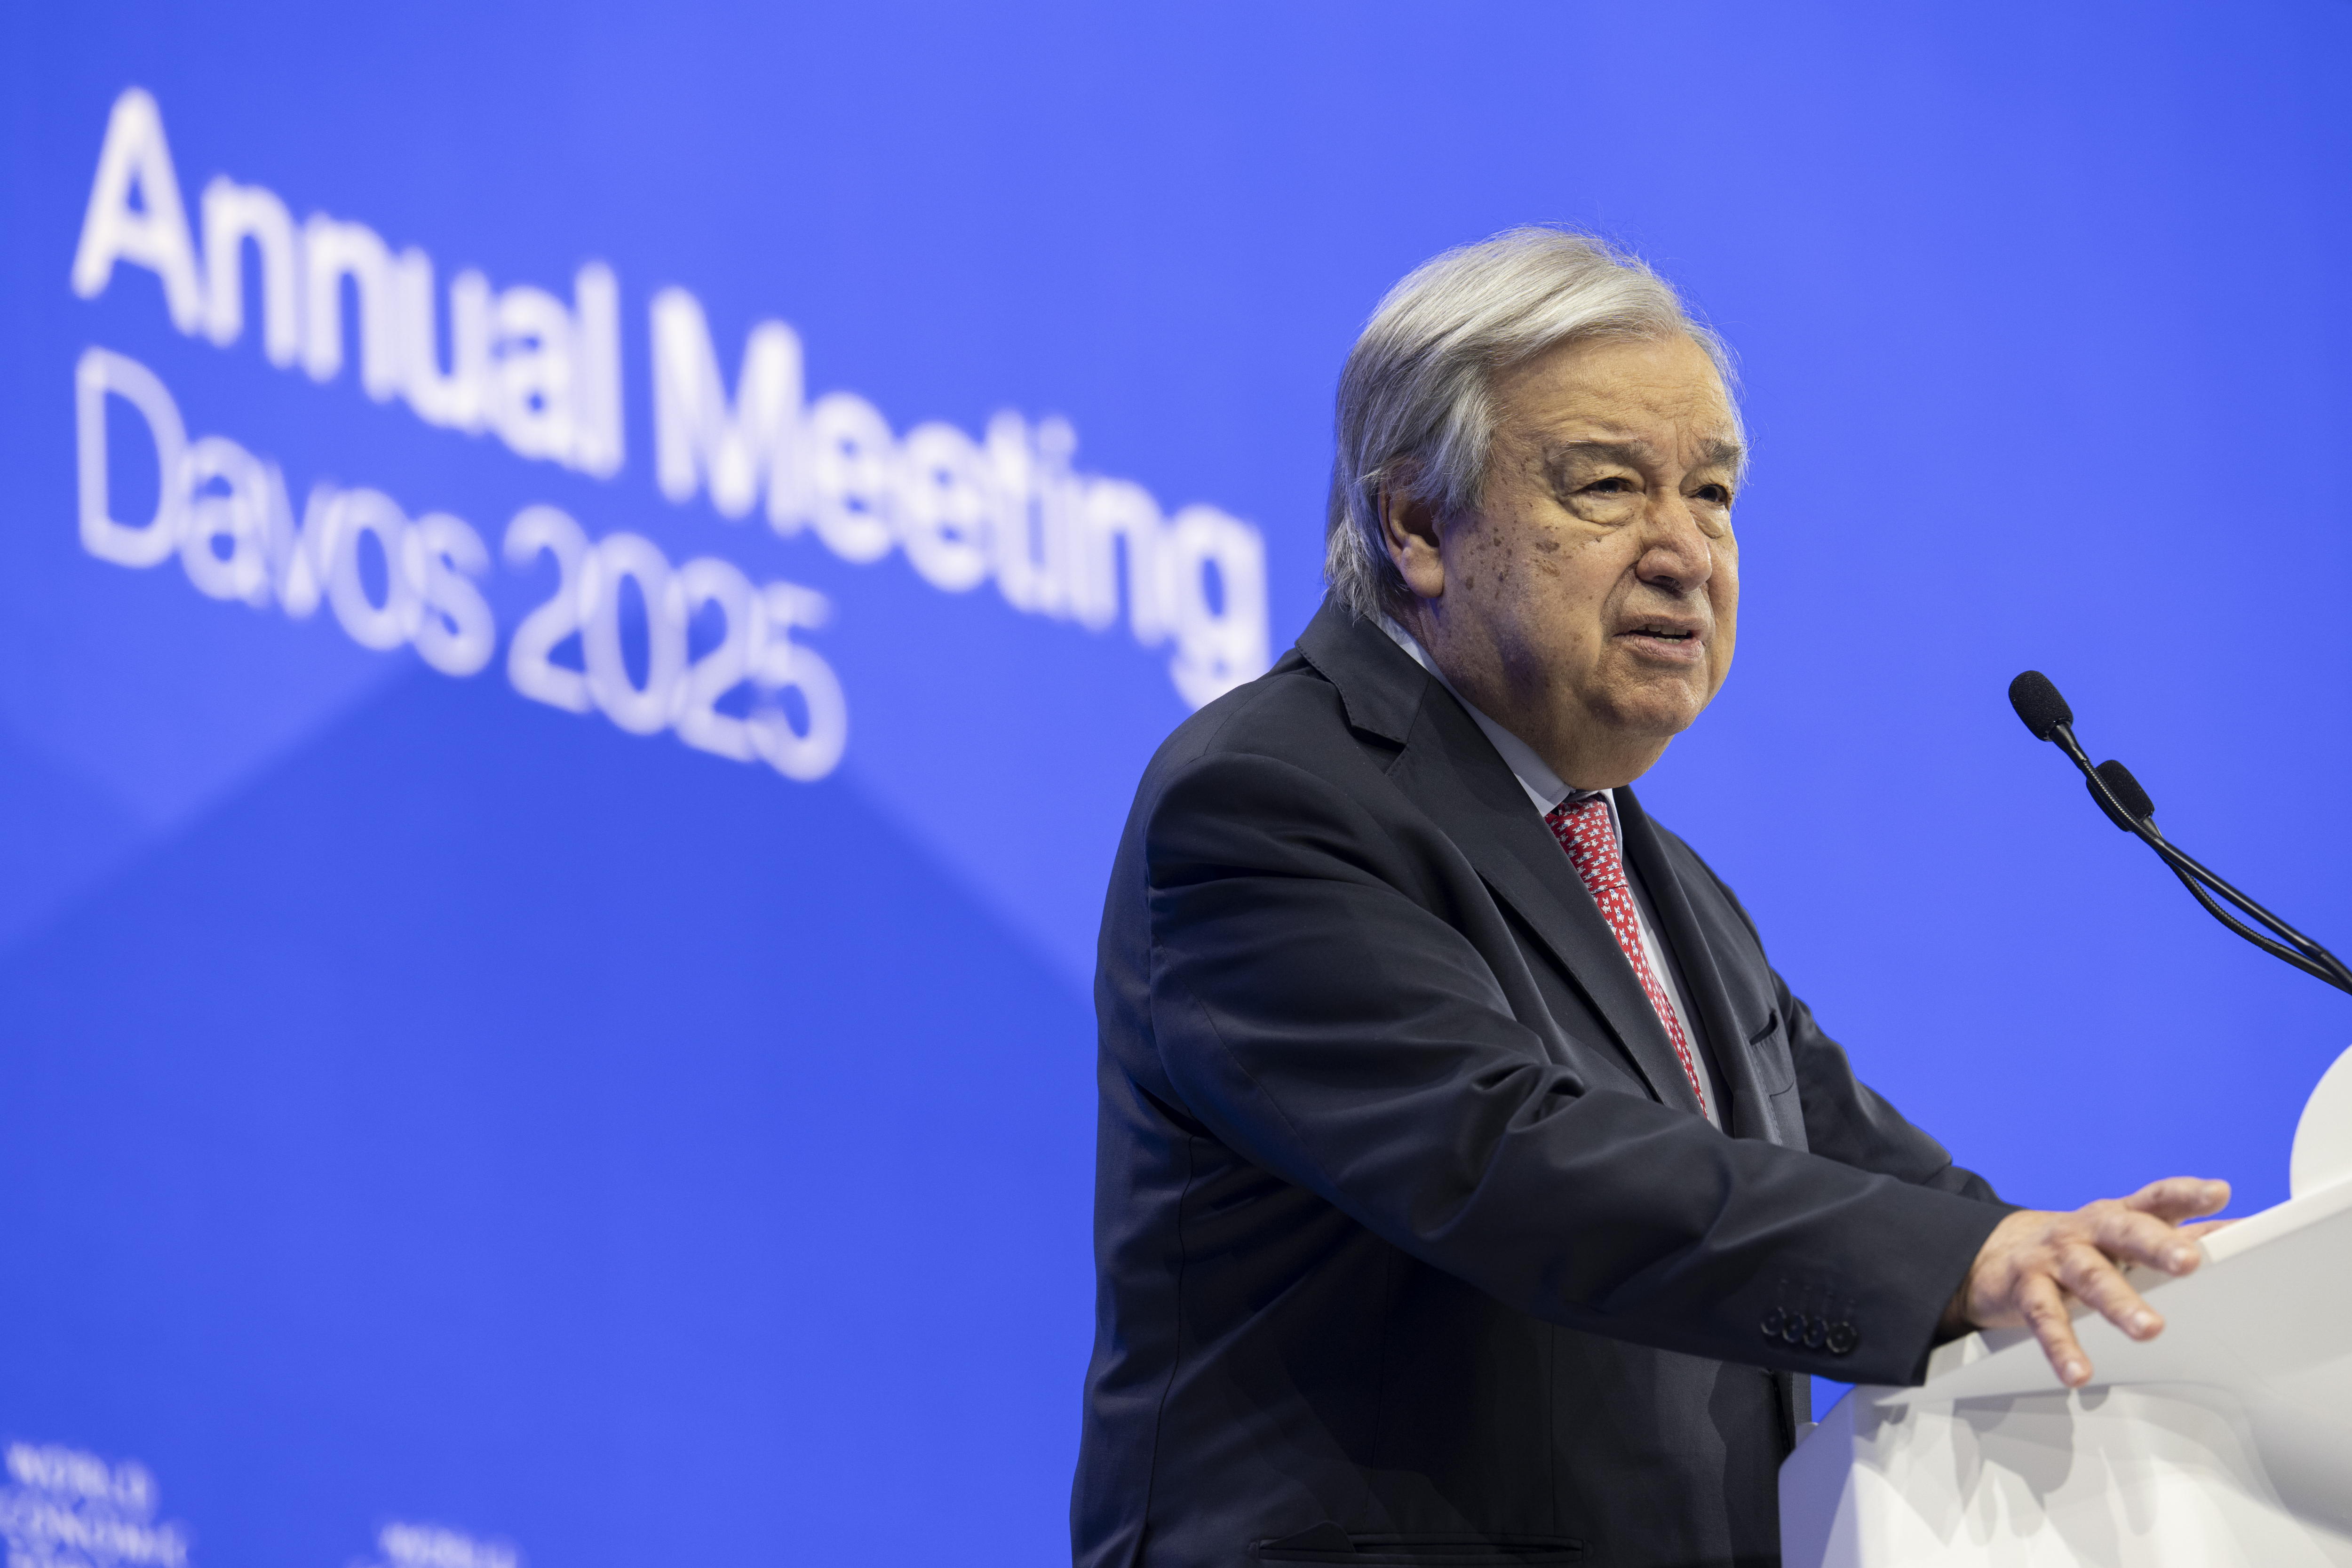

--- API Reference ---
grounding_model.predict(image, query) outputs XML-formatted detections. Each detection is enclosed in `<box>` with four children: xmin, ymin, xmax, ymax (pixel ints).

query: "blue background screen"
<box><xmin>3</xmin><ymin>3</ymin><xmax>2350</xmax><ymax>1561</ymax></box>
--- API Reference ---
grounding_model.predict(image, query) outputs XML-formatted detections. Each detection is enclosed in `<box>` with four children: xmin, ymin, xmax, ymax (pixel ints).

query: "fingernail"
<box><xmin>2132</xmin><ymin>1312</ymin><xmax>2158</xmax><ymax>1336</ymax></box>
<box><xmin>2169</xmin><ymin>1249</ymin><xmax>2195</xmax><ymax>1270</ymax></box>
<box><xmin>2063</xmin><ymin>1360</ymin><xmax>2087</xmax><ymax>1385</ymax></box>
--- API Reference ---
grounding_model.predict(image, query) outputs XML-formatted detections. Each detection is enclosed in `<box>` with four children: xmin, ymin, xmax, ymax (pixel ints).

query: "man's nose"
<box><xmin>1637</xmin><ymin>498</ymin><xmax>1715</xmax><ymax>591</ymax></box>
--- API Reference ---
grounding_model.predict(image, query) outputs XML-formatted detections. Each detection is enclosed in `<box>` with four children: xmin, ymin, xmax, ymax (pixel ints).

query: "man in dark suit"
<box><xmin>1072</xmin><ymin>229</ymin><xmax>2229</xmax><ymax>1568</ymax></box>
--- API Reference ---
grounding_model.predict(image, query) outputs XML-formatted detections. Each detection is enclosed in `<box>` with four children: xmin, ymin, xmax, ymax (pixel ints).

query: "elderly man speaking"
<box><xmin>1072</xmin><ymin>230</ymin><xmax>2229</xmax><ymax>1568</ymax></box>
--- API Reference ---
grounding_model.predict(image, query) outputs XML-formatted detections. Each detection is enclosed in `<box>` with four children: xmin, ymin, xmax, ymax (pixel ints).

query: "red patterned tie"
<box><xmin>1545</xmin><ymin>795</ymin><xmax>1709</xmax><ymax>1114</ymax></box>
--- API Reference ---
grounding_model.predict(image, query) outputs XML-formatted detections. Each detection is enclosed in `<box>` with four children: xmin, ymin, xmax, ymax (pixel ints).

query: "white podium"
<box><xmin>1780</xmin><ymin>1045</ymin><xmax>2352</xmax><ymax>1567</ymax></box>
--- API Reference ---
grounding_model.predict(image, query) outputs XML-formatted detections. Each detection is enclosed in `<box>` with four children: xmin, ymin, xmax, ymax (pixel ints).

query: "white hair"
<box><xmin>1325</xmin><ymin>226</ymin><xmax>1740</xmax><ymax>619</ymax></box>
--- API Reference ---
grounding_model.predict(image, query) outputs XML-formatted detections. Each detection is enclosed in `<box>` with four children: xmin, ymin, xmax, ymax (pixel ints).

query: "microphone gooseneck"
<box><xmin>2009</xmin><ymin>670</ymin><xmax>2352</xmax><ymax>997</ymax></box>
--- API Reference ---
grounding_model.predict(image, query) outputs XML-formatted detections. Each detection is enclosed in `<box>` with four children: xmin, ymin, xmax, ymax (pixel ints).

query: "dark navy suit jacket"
<box><xmin>1074</xmin><ymin>602</ymin><xmax>2008</xmax><ymax>1568</ymax></box>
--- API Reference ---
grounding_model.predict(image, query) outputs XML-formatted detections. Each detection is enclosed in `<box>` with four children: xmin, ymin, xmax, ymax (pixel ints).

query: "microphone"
<box><xmin>2089</xmin><ymin>759</ymin><xmax>2153</xmax><ymax>832</ymax></box>
<box><xmin>2009</xmin><ymin>670</ymin><xmax>2352</xmax><ymax>995</ymax></box>
<box><xmin>2007</xmin><ymin>670</ymin><xmax>2073</xmax><ymax>741</ymax></box>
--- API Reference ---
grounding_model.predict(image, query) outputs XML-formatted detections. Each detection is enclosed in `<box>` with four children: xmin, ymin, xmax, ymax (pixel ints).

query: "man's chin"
<box><xmin>1597</xmin><ymin>680</ymin><xmax>1709</xmax><ymax>743</ymax></box>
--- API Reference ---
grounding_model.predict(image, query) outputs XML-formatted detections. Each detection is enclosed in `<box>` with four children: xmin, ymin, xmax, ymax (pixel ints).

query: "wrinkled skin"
<box><xmin>1381</xmin><ymin>331</ymin><xmax>1741</xmax><ymax>790</ymax></box>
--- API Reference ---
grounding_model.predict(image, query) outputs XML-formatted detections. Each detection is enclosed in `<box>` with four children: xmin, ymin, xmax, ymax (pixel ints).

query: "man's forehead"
<box><xmin>1496</xmin><ymin>334</ymin><xmax>1741</xmax><ymax>459</ymax></box>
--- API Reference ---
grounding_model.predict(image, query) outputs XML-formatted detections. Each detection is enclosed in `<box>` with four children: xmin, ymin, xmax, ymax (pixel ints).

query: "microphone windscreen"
<box><xmin>2008</xmin><ymin>670</ymin><xmax>2074</xmax><ymax>740</ymax></box>
<box><xmin>2092</xmin><ymin>759</ymin><xmax>2155</xmax><ymax>827</ymax></box>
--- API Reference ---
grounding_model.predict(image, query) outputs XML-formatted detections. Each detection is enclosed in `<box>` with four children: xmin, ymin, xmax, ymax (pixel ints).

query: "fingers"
<box><xmin>2178</xmin><ymin>1218</ymin><xmax>2236</xmax><ymax>1242</ymax></box>
<box><xmin>2124</xmin><ymin>1177</ymin><xmax>2230</xmax><ymax>1223</ymax></box>
<box><xmin>2089</xmin><ymin>1202</ymin><xmax>2204</xmax><ymax>1276</ymax></box>
<box><xmin>2054</xmin><ymin>1241</ymin><xmax>2162</xmax><ymax>1342</ymax></box>
<box><xmin>2018</xmin><ymin>1273</ymin><xmax>2091</xmax><ymax>1387</ymax></box>
<box><xmin>1959</xmin><ymin>1187</ymin><xmax>2230</xmax><ymax>1390</ymax></box>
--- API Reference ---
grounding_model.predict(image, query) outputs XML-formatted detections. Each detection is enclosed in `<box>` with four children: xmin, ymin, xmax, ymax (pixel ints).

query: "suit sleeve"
<box><xmin>1143</xmin><ymin>749</ymin><xmax>2004</xmax><ymax>1387</ymax></box>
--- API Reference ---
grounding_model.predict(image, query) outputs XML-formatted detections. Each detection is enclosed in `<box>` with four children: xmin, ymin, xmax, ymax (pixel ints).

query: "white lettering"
<box><xmin>650</xmin><ymin>286</ymin><xmax>802</xmax><ymax>522</ymax></box>
<box><xmin>487</xmin><ymin>282</ymin><xmax>576</xmax><ymax>460</ymax></box>
<box><xmin>1073</xmin><ymin>476</ymin><xmax>1168</xmax><ymax>643</ymax></box>
<box><xmin>63</xmin><ymin>346</ymin><xmax>855</xmax><ymax>815</ymax></box>
<box><xmin>319</xmin><ymin>487</ymin><xmax>421</xmax><ymax>648</ymax></box>
<box><xmin>70</xmin><ymin>88</ymin><xmax>1275</xmax><ymax>712</ymax></box>
<box><xmin>78</xmin><ymin>93</ymin><xmax>625</xmax><ymax>480</ymax></box>
<box><xmin>1</xmin><ymin>1441</ymin><xmax>183</xmax><ymax>1568</ymax></box>
<box><xmin>987</xmin><ymin>412</ymin><xmax>1072</xmax><ymax>619</ymax></box>
<box><xmin>751</xmin><ymin>581</ymin><xmax>848</xmax><ymax>781</ymax></box>
<box><xmin>897</xmin><ymin>422</ymin><xmax>993</xmax><ymax>592</ymax></box>
<box><xmin>1163</xmin><ymin>504</ymin><xmax>1269</xmax><ymax>707</ymax></box>
<box><xmin>200</xmin><ymin>175</ymin><xmax>300</xmax><ymax>365</ymax></box>
<box><xmin>74</xmin><ymin>345</ymin><xmax>188</xmax><ymax>567</ymax></box>
<box><xmin>571</xmin><ymin>262</ymin><xmax>624</xmax><ymax>478</ymax></box>
<box><xmin>581</xmin><ymin>531</ymin><xmax>688</xmax><ymax>734</ymax></box>
<box><xmin>395</xmin><ymin>248</ymin><xmax>490</xmax><ymax>432</ymax></box>
<box><xmin>70</xmin><ymin>88</ymin><xmax>205</xmax><ymax>333</ymax></box>
<box><xmin>267</xmin><ymin>474</ymin><xmax>335</xmax><ymax>620</ymax></box>
<box><xmin>498</xmin><ymin>505</ymin><xmax>843</xmax><ymax>777</ymax></box>
<box><xmin>504</xmin><ymin>503</ymin><xmax>595</xmax><ymax>713</ymax></box>
<box><xmin>302</xmin><ymin>213</ymin><xmax>400</xmax><ymax>399</ymax></box>
<box><xmin>673</xmin><ymin>556</ymin><xmax>763</xmax><ymax>761</ymax></box>
<box><xmin>177</xmin><ymin>434</ymin><xmax>274</xmax><ymax>604</ymax></box>
<box><xmin>407</xmin><ymin>512</ymin><xmax>497</xmax><ymax>677</ymax></box>
<box><xmin>804</xmin><ymin>390</ymin><xmax>896</xmax><ymax>564</ymax></box>
<box><xmin>373</xmin><ymin>1523</ymin><xmax>517</xmax><ymax>1568</ymax></box>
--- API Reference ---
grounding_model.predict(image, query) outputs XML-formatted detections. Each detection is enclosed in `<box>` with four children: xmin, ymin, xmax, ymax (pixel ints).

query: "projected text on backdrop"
<box><xmin>66</xmin><ymin>85</ymin><xmax>1273</xmax><ymax>787</ymax></box>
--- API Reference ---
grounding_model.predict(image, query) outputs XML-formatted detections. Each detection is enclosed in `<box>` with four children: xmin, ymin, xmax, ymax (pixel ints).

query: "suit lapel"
<box><xmin>1615</xmin><ymin>788</ymin><xmax>1784</xmax><ymax>1143</ymax></box>
<box><xmin>1297</xmin><ymin>602</ymin><xmax>1700</xmax><ymax>1113</ymax></box>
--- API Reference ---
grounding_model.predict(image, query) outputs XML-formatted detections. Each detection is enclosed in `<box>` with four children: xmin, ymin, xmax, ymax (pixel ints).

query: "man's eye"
<box><xmin>1693</xmin><ymin>484</ymin><xmax>1732</xmax><ymax>506</ymax></box>
<box><xmin>1583</xmin><ymin>477</ymin><xmax>1634</xmax><ymax>494</ymax></box>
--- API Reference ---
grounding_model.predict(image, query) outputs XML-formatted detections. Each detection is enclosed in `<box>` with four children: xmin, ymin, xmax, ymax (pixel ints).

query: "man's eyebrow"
<box><xmin>1700</xmin><ymin>438</ymin><xmax>1748</xmax><ymax>479</ymax></box>
<box><xmin>1542</xmin><ymin>437</ymin><xmax>1748</xmax><ymax>479</ymax></box>
<box><xmin>1544</xmin><ymin>439</ymin><xmax>1650</xmax><ymax>470</ymax></box>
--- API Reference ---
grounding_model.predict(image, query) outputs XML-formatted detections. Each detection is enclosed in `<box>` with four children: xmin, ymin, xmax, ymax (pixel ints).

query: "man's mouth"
<box><xmin>1616</xmin><ymin>620</ymin><xmax>1706</xmax><ymax>661</ymax></box>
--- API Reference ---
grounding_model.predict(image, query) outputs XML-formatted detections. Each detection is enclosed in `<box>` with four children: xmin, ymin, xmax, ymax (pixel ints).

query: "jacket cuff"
<box><xmin>1743</xmin><ymin>1180</ymin><xmax>2010</xmax><ymax>1388</ymax></box>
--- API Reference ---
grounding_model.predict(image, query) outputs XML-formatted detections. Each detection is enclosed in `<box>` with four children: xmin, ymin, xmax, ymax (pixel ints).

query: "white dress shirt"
<box><xmin>1375</xmin><ymin>615</ymin><xmax>1724</xmax><ymax>1127</ymax></box>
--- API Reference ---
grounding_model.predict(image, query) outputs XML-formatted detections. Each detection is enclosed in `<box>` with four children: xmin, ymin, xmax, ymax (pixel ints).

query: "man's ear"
<box><xmin>1377</xmin><ymin>485</ymin><xmax>1446</xmax><ymax>601</ymax></box>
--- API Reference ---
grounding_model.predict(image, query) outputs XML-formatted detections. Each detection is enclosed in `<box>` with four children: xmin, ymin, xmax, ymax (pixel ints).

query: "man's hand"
<box><xmin>1945</xmin><ymin>1177</ymin><xmax>2233</xmax><ymax>1387</ymax></box>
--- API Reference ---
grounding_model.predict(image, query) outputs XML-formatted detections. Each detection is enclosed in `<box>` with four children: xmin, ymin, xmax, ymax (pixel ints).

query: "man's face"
<box><xmin>1389</xmin><ymin>332</ymin><xmax>1744</xmax><ymax>788</ymax></box>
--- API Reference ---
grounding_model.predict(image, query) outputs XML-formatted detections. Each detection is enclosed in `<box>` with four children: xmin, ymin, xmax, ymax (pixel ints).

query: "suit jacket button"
<box><xmin>1761</xmin><ymin>1308</ymin><xmax>1785</xmax><ymax>1338</ymax></box>
<box><xmin>1804</xmin><ymin>1315</ymin><xmax>1828</xmax><ymax>1349</ymax></box>
<box><xmin>1780</xmin><ymin>1313</ymin><xmax>1805</xmax><ymax>1345</ymax></box>
<box><xmin>1826</xmin><ymin>1321</ymin><xmax>1859</xmax><ymax>1355</ymax></box>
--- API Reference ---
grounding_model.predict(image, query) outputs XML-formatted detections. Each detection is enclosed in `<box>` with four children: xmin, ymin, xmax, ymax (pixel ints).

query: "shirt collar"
<box><xmin>1375</xmin><ymin>613</ymin><xmax>1610</xmax><ymax>820</ymax></box>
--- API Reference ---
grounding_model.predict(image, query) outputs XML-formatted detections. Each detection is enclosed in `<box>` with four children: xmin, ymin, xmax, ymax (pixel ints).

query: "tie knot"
<box><xmin>1546</xmin><ymin>794</ymin><xmax>1625</xmax><ymax>892</ymax></box>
